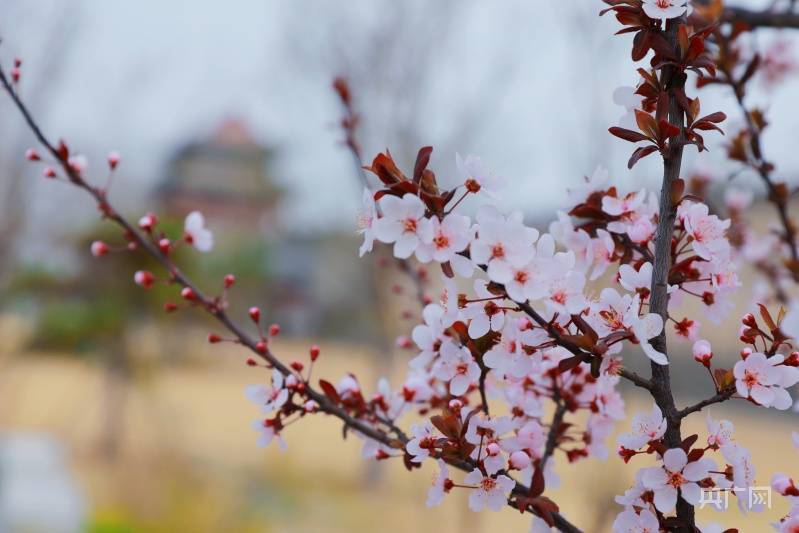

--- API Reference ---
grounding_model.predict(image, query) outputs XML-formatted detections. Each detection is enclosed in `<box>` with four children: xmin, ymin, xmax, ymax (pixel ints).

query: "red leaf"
<box><xmin>627</xmin><ymin>145</ymin><xmax>658</xmax><ymax>169</ymax></box>
<box><xmin>413</xmin><ymin>146</ymin><xmax>433</xmax><ymax>184</ymax></box>
<box><xmin>608</xmin><ymin>127</ymin><xmax>650</xmax><ymax>143</ymax></box>
<box><xmin>319</xmin><ymin>379</ymin><xmax>341</xmax><ymax>404</ymax></box>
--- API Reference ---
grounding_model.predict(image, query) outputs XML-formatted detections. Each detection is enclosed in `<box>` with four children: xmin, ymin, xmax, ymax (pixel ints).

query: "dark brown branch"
<box><xmin>0</xmin><ymin>61</ymin><xmax>583</xmax><ymax>533</ymax></box>
<box><xmin>647</xmin><ymin>18</ymin><xmax>694</xmax><ymax>532</ymax></box>
<box><xmin>677</xmin><ymin>385</ymin><xmax>736</xmax><ymax>419</ymax></box>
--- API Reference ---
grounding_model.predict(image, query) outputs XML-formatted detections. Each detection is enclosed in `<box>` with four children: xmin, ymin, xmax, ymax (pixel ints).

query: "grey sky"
<box><xmin>1</xmin><ymin>0</ymin><xmax>797</xmax><ymax>249</ymax></box>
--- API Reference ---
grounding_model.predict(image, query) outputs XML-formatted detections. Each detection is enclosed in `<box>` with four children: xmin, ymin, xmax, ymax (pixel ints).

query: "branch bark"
<box><xmin>646</xmin><ymin>18</ymin><xmax>694</xmax><ymax>532</ymax></box>
<box><xmin>722</xmin><ymin>6</ymin><xmax>799</xmax><ymax>29</ymax></box>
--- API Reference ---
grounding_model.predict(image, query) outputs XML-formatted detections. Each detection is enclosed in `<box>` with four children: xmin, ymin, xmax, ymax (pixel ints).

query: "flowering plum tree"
<box><xmin>3</xmin><ymin>2</ymin><xmax>799</xmax><ymax>532</ymax></box>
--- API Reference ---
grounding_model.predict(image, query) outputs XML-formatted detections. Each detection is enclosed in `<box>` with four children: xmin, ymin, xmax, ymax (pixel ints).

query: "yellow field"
<box><xmin>0</xmin><ymin>319</ymin><xmax>795</xmax><ymax>532</ymax></box>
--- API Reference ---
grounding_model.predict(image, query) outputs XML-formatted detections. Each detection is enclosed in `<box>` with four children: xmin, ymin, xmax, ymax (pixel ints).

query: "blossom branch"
<box><xmin>0</xmin><ymin>57</ymin><xmax>588</xmax><ymax>533</ymax></box>
<box><xmin>677</xmin><ymin>385</ymin><xmax>736</xmax><ymax>419</ymax></box>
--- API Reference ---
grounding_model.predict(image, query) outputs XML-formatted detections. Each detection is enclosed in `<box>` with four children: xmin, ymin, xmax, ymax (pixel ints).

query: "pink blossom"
<box><xmin>734</xmin><ymin>352</ymin><xmax>799</xmax><ymax>409</ymax></box>
<box><xmin>641</xmin><ymin>0</ymin><xmax>688</xmax><ymax>21</ymax></box>
<box><xmin>184</xmin><ymin>211</ymin><xmax>214</xmax><ymax>252</ymax></box>
<box><xmin>416</xmin><ymin>213</ymin><xmax>474</xmax><ymax>276</ymax></box>
<box><xmin>618</xmin><ymin>403</ymin><xmax>666</xmax><ymax>450</ymax></box>
<box><xmin>456</xmin><ymin>153</ymin><xmax>503</xmax><ymax>196</ymax></box>
<box><xmin>250</xmin><ymin>419</ymin><xmax>287</xmax><ymax>451</ymax></box>
<box><xmin>705</xmin><ymin>414</ymin><xmax>734</xmax><ymax>450</ymax></box>
<box><xmin>612</xmin><ymin>86</ymin><xmax>644</xmax><ymax>130</ymax></box>
<box><xmin>463</xmin><ymin>469</ymin><xmax>515</xmax><ymax>512</ymax></box>
<box><xmin>426</xmin><ymin>460</ymin><xmax>451</xmax><ymax>507</ymax></box>
<box><xmin>357</xmin><ymin>189</ymin><xmax>377</xmax><ymax>257</ymax></box>
<box><xmin>462</xmin><ymin>279</ymin><xmax>505</xmax><ymax>339</ymax></box>
<box><xmin>470</xmin><ymin>206</ymin><xmax>538</xmax><ymax>284</ymax></box>
<box><xmin>612</xmin><ymin>507</ymin><xmax>659</xmax><ymax>533</ymax></box>
<box><xmin>566</xmin><ymin>165</ymin><xmax>609</xmax><ymax>207</ymax></box>
<box><xmin>406</xmin><ymin>422</ymin><xmax>437</xmax><ymax>463</ymax></box>
<box><xmin>618</xmin><ymin>262</ymin><xmax>652</xmax><ymax>295</ymax></box>
<box><xmin>641</xmin><ymin>448</ymin><xmax>714</xmax><ymax>512</ymax></box>
<box><xmin>245</xmin><ymin>369</ymin><xmax>289</xmax><ymax>413</ymax></box>
<box><xmin>682</xmin><ymin>202</ymin><xmax>731</xmax><ymax>261</ymax></box>
<box><xmin>373</xmin><ymin>193</ymin><xmax>432</xmax><ymax>259</ymax></box>
<box><xmin>432</xmin><ymin>342</ymin><xmax>480</xmax><ymax>396</ymax></box>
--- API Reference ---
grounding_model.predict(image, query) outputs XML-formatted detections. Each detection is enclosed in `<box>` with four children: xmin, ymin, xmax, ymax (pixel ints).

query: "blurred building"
<box><xmin>156</xmin><ymin>120</ymin><xmax>381</xmax><ymax>341</ymax></box>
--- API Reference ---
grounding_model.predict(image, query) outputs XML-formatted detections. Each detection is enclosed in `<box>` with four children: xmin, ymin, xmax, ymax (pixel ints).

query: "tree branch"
<box><xmin>722</xmin><ymin>6</ymin><xmax>799</xmax><ymax>29</ymax></box>
<box><xmin>677</xmin><ymin>385</ymin><xmax>736</xmax><ymax>419</ymax></box>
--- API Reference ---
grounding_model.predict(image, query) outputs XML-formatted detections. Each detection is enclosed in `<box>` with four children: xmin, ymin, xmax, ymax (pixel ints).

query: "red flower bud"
<box><xmin>255</xmin><ymin>341</ymin><xmax>267</xmax><ymax>354</ymax></box>
<box><xmin>133</xmin><ymin>270</ymin><xmax>154</xmax><ymax>289</ymax></box>
<box><xmin>14</xmin><ymin>58</ymin><xmax>21</xmax><ymax>68</ymax></box>
<box><xmin>43</xmin><ymin>167</ymin><xmax>56</xmax><ymax>178</ymax></box>
<box><xmin>248</xmin><ymin>306</ymin><xmax>261</xmax><ymax>323</ymax></box>
<box><xmin>269</xmin><ymin>324</ymin><xmax>280</xmax><ymax>337</ymax></box>
<box><xmin>181</xmin><ymin>287</ymin><xmax>196</xmax><ymax>301</ymax></box>
<box><xmin>290</xmin><ymin>361</ymin><xmax>304</xmax><ymax>372</ymax></box>
<box><xmin>158</xmin><ymin>238</ymin><xmax>171</xmax><ymax>254</ymax></box>
<box><xmin>25</xmin><ymin>148</ymin><xmax>40</xmax><ymax>161</ymax></box>
<box><xmin>163</xmin><ymin>302</ymin><xmax>178</xmax><ymax>313</ymax></box>
<box><xmin>224</xmin><ymin>274</ymin><xmax>236</xmax><ymax>288</ymax></box>
<box><xmin>246</xmin><ymin>358</ymin><xmax>257</xmax><ymax>367</ymax></box>
<box><xmin>309</xmin><ymin>344</ymin><xmax>320</xmax><ymax>361</ymax></box>
<box><xmin>207</xmin><ymin>333</ymin><xmax>222</xmax><ymax>344</ymax></box>
<box><xmin>11</xmin><ymin>67</ymin><xmax>20</xmax><ymax>83</ymax></box>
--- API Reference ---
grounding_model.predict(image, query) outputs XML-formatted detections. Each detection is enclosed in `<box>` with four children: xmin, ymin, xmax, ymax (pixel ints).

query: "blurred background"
<box><xmin>0</xmin><ymin>0</ymin><xmax>798</xmax><ymax>531</ymax></box>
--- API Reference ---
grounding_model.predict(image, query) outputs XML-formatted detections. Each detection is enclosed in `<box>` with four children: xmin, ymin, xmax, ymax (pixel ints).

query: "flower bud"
<box><xmin>90</xmin><ymin>241</ymin><xmax>108</xmax><ymax>257</ymax></box>
<box><xmin>255</xmin><ymin>341</ymin><xmax>267</xmax><ymax>354</ymax></box>
<box><xmin>25</xmin><ymin>148</ymin><xmax>40</xmax><ymax>161</ymax></box>
<box><xmin>508</xmin><ymin>450</ymin><xmax>530</xmax><ymax>470</ymax></box>
<box><xmin>268</xmin><ymin>324</ymin><xmax>280</xmax><ymax>336</ymax></box>
<box><xmin>248</xmin><ymin>306</ymin><xmax>261</xmax><ymax>323</ymax></box>
<box><xmin>133</xmin><ymin>270</ymin><xmax>154</xmax><ymax>289</ymax></box>
<box><xmin>138</xmin><ymin>213</ymin><xmax>157</xmax><ymax>231</ymax></box>
<box><xmin>207</xmin><ymin>333</ymin><xmax>222</xmax><ymax>344</ymax></box>
<box><xmin>158</xmin><ymin>238</ymin><xmax>171</xmax><ymax>254</ymax></box>
<box><xmin>486</xmin><ymin>442</ymin><xmax>501</xmax><ymax>456</ymax></box>
<box><xmin>246</xmin><ymin>358</ymin><xmax>257</xmax><ymax>367</ymax></box>
<box><xmin>395</xmin><ymin>335</ymin><xmax>412</xmax><ymax>349</ymax></box>
<box><xmin>304</xmin><ymin>400</ymin><xmax>319</xmax><ymax>413</ymax></box>
<box><xmin>692</xmin><ymin>339</ymin><xmax>713</xmax><ymax>367</ymax></box>
<box><xmin>107</xmin><ymin>151</ymin><xmax>120</xmax><ymax>170</ymax></box>
<box><xmin>43</xmin><ymin>167</ymin><xmax>56</xmax><ymax>178</ymax></box>
<box><xmin>290</xmin><ymin>361</ymin><xmax>304</xmax><ymax>372</ymax></box>
<box><xmin>448</xmin><ymin>399</ymin><xmax>463</xmax><ymax>413</ymax></box>
<box><xmin>740</xmin><ymin>347</ymin><xmax>753</xmax><ymax>359</ymax></box>
<box><xmin>11</xmin><ymin>67</ymin><xmax>20</xmax><ymax>83</ymax></box>
<box><xmin>163</xmin><ymin>302</ymin><xmax>178</xmax><ymax>313</ymax></box>
<box><xmin>224</xmin><ymin>274</ymin><xmax>236</xmax><ymax>288</ymax></box>
<box><xmin>309</xmin><ymin>344</ymin><xmax>320</xmax><ymax>361</ymax></box>
<box><xmin>180</xmin><ymin>287</ymin><xmax>196</xmax><ymax>301</ymax></box>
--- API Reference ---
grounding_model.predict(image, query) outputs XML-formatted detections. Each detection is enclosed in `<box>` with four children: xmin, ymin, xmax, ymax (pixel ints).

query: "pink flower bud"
<box><xmin>509</xmin><ymin>450</ymin><xmax>530</xmax><ymax>470</ymax></box>
<box><xmin>90</xmin><ymin>241</ymin><xmax>108</xmax><ymax>257</ymax></box>
<box><xmin>304</xmin><ymin>400</ymin><xmax>319</xmax><ymax>413</ymax></box>
<box><xmin>486</xmin><ymin>442</ymin><xmax>501</xmax><ymax>456</ymax></box>
<box><xmin>138</xmin><ymin>213</ymin><xmax>157</xmax><ymax>231</ymax></box>
<box><xmin>107</xmin><ymin>151</ymin><xmax>120</xmax><ymax>170</ymax></box>
<box><xmin>248</xmin><ymin>306</ymin><xmax>261</xmax><ymax>323</ymax></box>
<box><xmin>67</xmin><ymin>155</ymin><xmax>87</xmax><ymax>174</ymax></box>
<box><xmin>741</xmin><ymin>347</ymin><xmax>753</xmax><ymax>359</ymax></box>
<box><xmin>290</xmin><ymin>361</ymin><xmax>304</xmax><ymax>372</ymax></box>
<box><xmin>448</xmin><ymin>399</ymin><xmax>463</xmax><ymax>413</ymax></box>
<box><xmin>134</xmin><ymin>270</ymin><xmax>154</xmax><ymax>289</ymax></box>
<box><xmin>158</xmin><ymin>238</ymin><xmax>171</xmax><ymax>254</ymax></box>
<box><xmin>269</xmin><ymin>324</ymin><xmax>280</xmax><ymax>336</ymax></box>
<box><xmin>43</xmin><ymin>167</ymin><xmax>57</xmax><ymax>178</ymax></box>
<box><xmin>692</xmin><ymin>339</ymin><xmax>713</xmax><ymax>367</ymax></box>
<box><xmin>255</xmin><ymin>341</ymin><xmax>267</xmax><ymax>354</ymax></box>
<box><xmin>224</xmin><ymin>274</ymin><xmax>236</xmax><ymax>288</ymax></box>
<box><xmin>25</xmin><ymin>148</ymin><xmax>40</xmax><ymax>161</ymax></box>
<box><xmin>11</xmin><ymin>67</ymin><xmax>20</xmax><ymax>83</ymax></box>
<box><xmin>207</xmin><ymin>333</ymin><xmax>222</xmax><ymax>344</ymax></box>
<box><xmin>395</xmin><ymin>335</ymin><xmax>412</xmax><ymax>349</ymax></box>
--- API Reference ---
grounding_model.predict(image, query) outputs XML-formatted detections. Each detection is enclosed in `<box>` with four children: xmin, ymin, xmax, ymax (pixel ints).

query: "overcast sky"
<box><xmin>0</xmin><ymin>0</ymin><xmax>796</xmax><ymax>250</ymax></box>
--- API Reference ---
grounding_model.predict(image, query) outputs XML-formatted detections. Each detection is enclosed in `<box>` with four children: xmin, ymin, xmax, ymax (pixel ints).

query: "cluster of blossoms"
<box><xmin>6</xmin><ymin>0</ymin><xmax>799</xmax><ymax>531</ymax></box>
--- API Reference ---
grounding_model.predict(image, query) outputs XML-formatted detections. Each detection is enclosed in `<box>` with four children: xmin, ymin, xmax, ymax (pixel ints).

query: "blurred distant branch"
<box><xmin>694</xmin><ymin>0</ymin><xmax>799</xmax><ymax>28</ymax></box>
<box><xmin>723</xmin><ymin>6</ymin><xmax>799</xmax><ymax>28</ymax></box>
